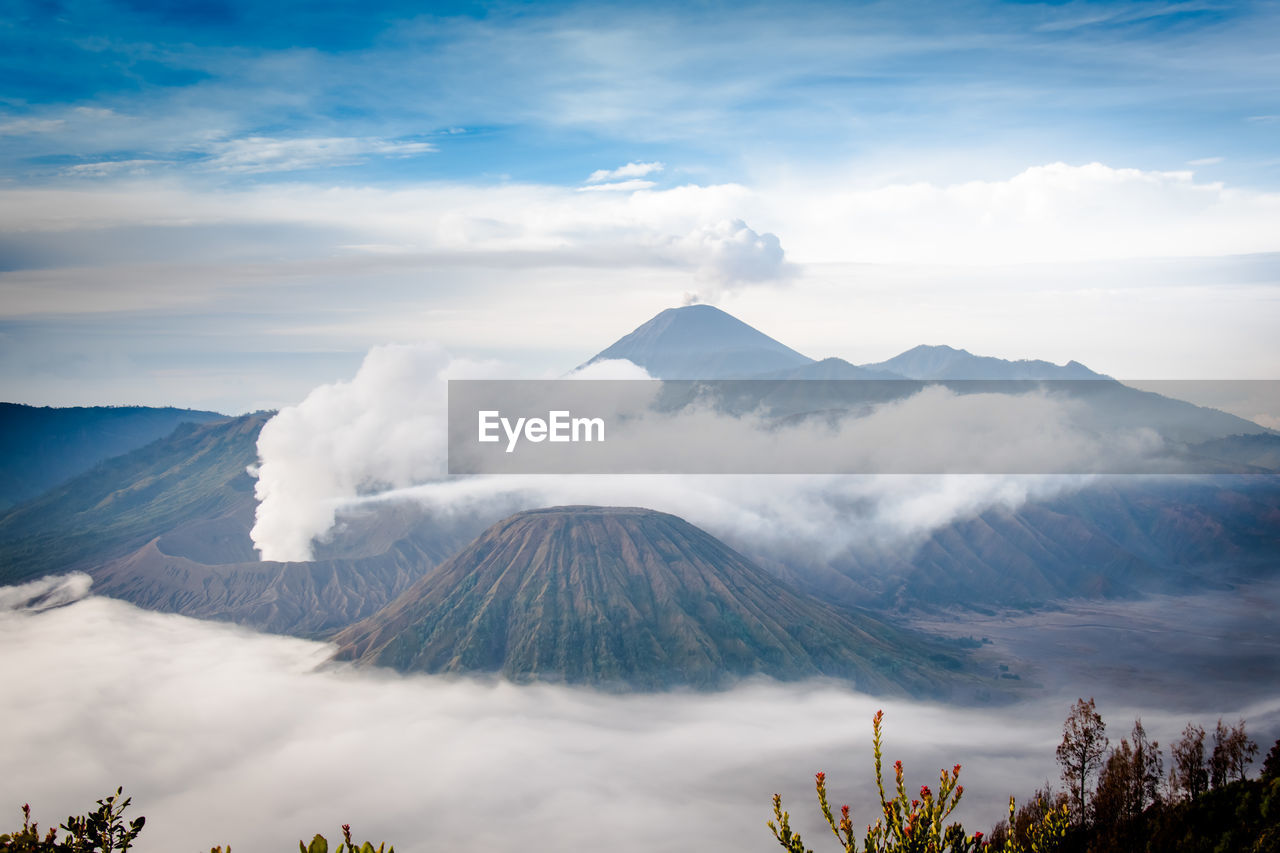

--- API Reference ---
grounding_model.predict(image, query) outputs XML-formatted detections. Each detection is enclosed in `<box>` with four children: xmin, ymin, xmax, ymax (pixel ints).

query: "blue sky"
<box><xmin>2</xmin><ymin>0</ymin><xmax>1279</xmax><ymax>411</ymax></box>
<box><xmin>6</xmin><ymin>0</ymin><xmax>1278</xmax><ymax>186</ymax></box>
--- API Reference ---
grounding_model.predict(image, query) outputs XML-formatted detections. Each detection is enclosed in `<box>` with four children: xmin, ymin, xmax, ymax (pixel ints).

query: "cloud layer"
<box><xmin>0</xmin><ymin>588</ymin><xmax>1204</xmax><ymax>852</ymax></box>
<box><xmin>250</xmin><ymin>345</ymin><xmax>1105</xmax><ymax>561</ymax></box>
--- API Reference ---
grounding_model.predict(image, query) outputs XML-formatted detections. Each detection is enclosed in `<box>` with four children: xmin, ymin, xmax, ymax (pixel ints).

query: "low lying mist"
<box><xmin>4</xmin><ymin>579</ymin><xmax>1276</xmax><ymax>853</ymax></box>
<box><xmin>250</xmin><ymin>343</ymin><xmax>1098</xmax><ymax>562</ymax></box>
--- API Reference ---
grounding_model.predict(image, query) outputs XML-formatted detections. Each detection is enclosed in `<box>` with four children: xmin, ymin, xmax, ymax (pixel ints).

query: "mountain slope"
<box><xmin>91</xmin><ymin>522</ymin><xmax>472</xmax><ymax>638</ymax></box>
<box><xmin>769</xmin><ymin>476</ymin><xmax>1280</xmax><ymax>613</ymax></box>
<box><xmin>582</xmin><ymin>304</ymin><xmax>813</xmax><ymax>378</ymax></box>
<box><xmin>0</xmin><ymin>412</ymin><xmax>267</xmax><ymax>585</ymax></box>
<box><xmin>752</xmin><ymin>356</ymin><xmax>903</xmax><ymax>380</ymax></box>
<box><xmin>0</xmin><ymin>403</ymin><xmax>226</xmax><ymax>510</ymax></box>
<box><xmin>0</xmin><ymin>410</ymin><xmax>490</xmax><ymax>634</ymax></box>
<box><xmin>332</xmin><ymin>506</ymin><xmax>978</xmax><ymax>696</ymax></box>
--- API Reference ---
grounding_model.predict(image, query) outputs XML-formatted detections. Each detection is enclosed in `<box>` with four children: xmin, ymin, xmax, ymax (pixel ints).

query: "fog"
<box><xmin>252</xmin><ymin>343</ymin><xmax>1108</xmax><ymax>562</ymax></box>
<box><xmin>4</xmin><ymin>577</ymin><xmax>1278</xmax><ymax>853</ymax></box>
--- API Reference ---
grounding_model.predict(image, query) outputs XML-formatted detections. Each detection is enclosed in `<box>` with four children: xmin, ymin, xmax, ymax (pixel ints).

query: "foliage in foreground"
<box><xmin>769</xmin><ymin>710</ymin><xmax>1069</xmax><ymax>852</ymax></box>
<box><xmin>770</xmin><ymin>704</ymin><xmax>1280</xmax><ymax>853</ymax></box>
<box><xmin>0</xmin><ymin>788</ymin><xmax>143</xmax><ymax>853</ymax></box>
<box><xmin>0</xmin><ymin>791</ymin><xmax>393</xmax><ymax>853</ymax></box>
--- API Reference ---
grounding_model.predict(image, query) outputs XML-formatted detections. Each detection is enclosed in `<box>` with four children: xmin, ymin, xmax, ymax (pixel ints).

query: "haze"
<box><xmin>3</xmin><ymin>577</ymin><xmax>1276</xmax><ymax>853</ymax></box>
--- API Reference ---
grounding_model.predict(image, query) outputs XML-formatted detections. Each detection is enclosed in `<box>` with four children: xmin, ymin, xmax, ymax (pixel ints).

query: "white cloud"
<box><xmin>203</xmin><ymin>136</ymin><xmax>437</xmax><ymax>174</ymax></box>
<box><xmin>1187</xmin><ymin>156</ymin><xmax>1223</xmax><ymax>166</ymax></box>
<box><xmin>773</xmin><ymin>161</ymin><xmax>1280</xmax><ymax>264</ymax></box>
<box><xmin>65</xmin><ymin>159</ymin><xmax>166</xmax><ymax>177</ymax></box>
<box><xmin>1033</xmin><ymin>1</ymin><xmax>1224</xmax><ymax>32</ymax></box>
<box><xmin>72</xmin><ymin>107</ymin><xmax>118</xmax><ymax>120</ymax></box>
<box><xmin>5</xmin><ymin>162</ymin><xmax>1276</xmax><ymax>268</ymax></box>
<box><xmin>0</xmin><ymin>118</ymin><xmax>66</xmax><ymax>135</ymax></box>
<box><xmin>675</xmin><ymin>218</ymin><xmax>790</xmax><ymax>296</ymax></box>
<box><xmin>586</xmin><ymin>161</ymin><xmax>664</xmax><ymax>183</ymax></box>
<box><xmin>4</xmin><ymin>587</ymin><xmax>1275</xmax><ymax>853</ymax></box>
<box><xmin>562</xmin><ymin>358</ymin><xmax>654</xmax><ymax>379</ymax></box>
<box><xmin>0</xmin><ymin>573</ymin><xmax>92</xmax><ymax>612</ymax></box>
<box><xmin>576</xmin><ymin>179</ymin><xmax>656</xmax><ymax>192</ymax></box>
<box><xmin>0</xmin><ymin>593</ymin><xmax>1003</xmax><ymax>852</ymax></box>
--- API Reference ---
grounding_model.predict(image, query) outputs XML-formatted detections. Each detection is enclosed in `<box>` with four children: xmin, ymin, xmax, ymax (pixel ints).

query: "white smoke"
<box><xmin>250</xmin><ymin>344</ymin><xmax>503</xmax><ymax>561</ymax></box>
<box><xmin>675</xmin><ymin>218</ymin><xmax>790</xmax><ymax>302</ymax></box>
<box><xmin>250</xmin><ymin>345</ymin><xmax>1108</xmax><ymax>564</ymax></box>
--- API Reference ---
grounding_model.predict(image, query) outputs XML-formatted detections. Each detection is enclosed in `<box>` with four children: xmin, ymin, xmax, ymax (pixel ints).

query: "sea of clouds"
<box><xmin>8</xmin><ymin>577</ymin><xmax>1274</xmax><ymax>853</ymax></box>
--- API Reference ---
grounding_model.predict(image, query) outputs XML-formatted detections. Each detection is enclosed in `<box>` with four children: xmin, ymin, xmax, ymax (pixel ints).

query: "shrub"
<box><xmin>767</xmin><ymin>710</ymin><xmax>1068</xmax><ymax>853</ymax></box>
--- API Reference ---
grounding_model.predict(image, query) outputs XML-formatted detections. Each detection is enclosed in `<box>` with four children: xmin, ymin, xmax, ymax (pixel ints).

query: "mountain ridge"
<box><xmin>0</xmin><ymin>402</ymin><xmax>227</xmax><ymax>510</ymax></box>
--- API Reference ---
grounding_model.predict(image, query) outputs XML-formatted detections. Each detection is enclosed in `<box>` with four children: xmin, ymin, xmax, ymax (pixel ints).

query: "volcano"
<box><xmin>581</xmin><ymin>304</ymin><xmax>813</xmax><ymax>378</ymax></box>
<box><xmin>331</xmin><ymin>505</ymin><xmax>972</xmax><ymax>694</ymax></box>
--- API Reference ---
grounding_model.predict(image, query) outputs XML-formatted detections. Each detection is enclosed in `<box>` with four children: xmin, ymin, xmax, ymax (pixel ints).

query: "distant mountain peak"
<box><xmin>581</xmin><ymin>305</ymin><xmax>813</xmax><ymax>379</ymax></box>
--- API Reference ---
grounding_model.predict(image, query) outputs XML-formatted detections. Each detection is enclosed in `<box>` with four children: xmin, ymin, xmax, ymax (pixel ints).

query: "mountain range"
<box><xmin>584</xmin><ymin>305</ymin><xmax>1270</xmax><ymax>448</ymax></box>
<box><xmin>585</xmin><ymin>304</ymin><xmax>1106</xmax><ymax>381</ymax></box>
<box><xmin>0</xmin><ymin>403</ymin><xmax>225</xmax><ymax>510</ymax></box>
<box><xmin>1</xmin><ymin>303</ymin><xmax>1277</xmax><ymax>693</ymax></box>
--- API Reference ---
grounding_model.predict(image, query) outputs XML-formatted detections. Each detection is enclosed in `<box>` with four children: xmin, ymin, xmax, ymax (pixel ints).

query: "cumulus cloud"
<box><xmin>674</xmin><ymin>218</ymin><xmax>791</xmax><ymax>299</ymax></box>
<box><xmin>586</xmin><ymin>161</ymin><xmax>664</xmax><ymax>183</ymax></box>
<box><xmin>203</xmin><ymin>136</ymin><xmax>437</xmax><ymax>174</ymax></box>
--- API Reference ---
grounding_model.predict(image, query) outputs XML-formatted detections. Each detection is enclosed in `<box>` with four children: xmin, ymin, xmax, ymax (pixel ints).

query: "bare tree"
<box><xmin>1211</xmin><ymin>718</ymin><xmax>1258</xmax><ymax>786</ymax></box>
<box><xmin>1130</xmin><ymin>718</ymin><xmax>1163</xmax><ymax>811</ymax></box>
<box><xmin>1264</xmin><ymin>738</ymin><xmax>1280</xmax><ymax>781</ymax></box>
<box><xmin>1210</xmin><ymin>718</ymin><xmax>1232</xmax><ymax>789</ymax></box>
<box><xmin>1093</xmin><ymin>739</ymin><xmax>1136</xmax><ymax>832</ymax></box>
<box><xmin>1172</xmin><ymin>723</ymin><xmax>1208</xmax><ymax>800</ymax></box>
<box><xmin>1092</xmin><ymin>719</ymin><xmax>1164</xmax><ymax>840</ymax></box>
<box><xmin>1056</xmin><ymin>697</ymin><xmax>1108</xmax><ymax>827</ymax></box>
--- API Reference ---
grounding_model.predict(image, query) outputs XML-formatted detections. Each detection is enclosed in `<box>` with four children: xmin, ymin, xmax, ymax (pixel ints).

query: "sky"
<box><xmin>2</xmin><ymin>0</ymin><xmax>1280</xmax><ymax>413</ymax></box>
